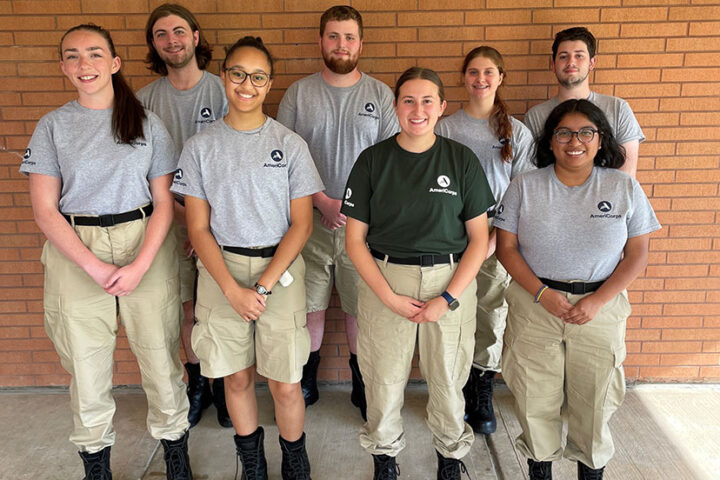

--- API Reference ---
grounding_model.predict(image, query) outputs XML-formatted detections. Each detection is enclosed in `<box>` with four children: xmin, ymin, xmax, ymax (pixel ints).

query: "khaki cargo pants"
<box><xmin>502</xmin><ymin>280</ymin><xmax>629</xmax><ymax>469</ymax></box>
<box><xmin>41</xmin><ymin>216</ymin><xmax>189</xmax><ymax>453</ymax></box>
<box><xmin>357</xmin><ymin>259</ymin><xmax>476</xmax><ymax>459</ymax></box>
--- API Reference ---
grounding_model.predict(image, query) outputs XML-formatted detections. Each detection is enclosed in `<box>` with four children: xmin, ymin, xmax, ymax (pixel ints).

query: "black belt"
<box><xmin>487</xmin><ymin>209</ymin><xmax>495</xmax><ymax>218</ymax></box>
<box><xmin>222</xmin><ymin>245</ymin><xmax>278</xmax><ymax>258</ymax></box>
<box><xmin>63</xmin><ymin>204</ymin><xmax>153</xmax><ymax>227</ymax></box>
<box><xmin>539</xmin><ymin>277</ymin><xmax>605</xmax><ymax>295</ymax></box>
<box><xmin>370</xmin><ymin>248</ymin><xmax>463</xmax><ymax>266</ymax></box>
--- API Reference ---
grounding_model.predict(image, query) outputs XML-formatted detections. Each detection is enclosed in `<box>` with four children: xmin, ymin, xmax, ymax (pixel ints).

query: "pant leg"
<box><xmin>564</xmin><ymin>291</ymin><xmax>630</xmax><ymax>469</ymax></box>
<box><xmin>418</xmin><ymin>263</ymin><xmax>476</xmax><ymax>459</ymax></box>
<box><xmin>473</xmin><ymin>253</ymin><xmax>510</xmax><ymax>372</ymax></box>
<box><xmin>41</xmin><ymin>236</ymin><xmax>119</xmax><ymax>453</ymax></box>
<box><xmin>502</xmin><ymin>280</ymin><xmax>565</xmax><ymax>462</ymax></box>
<box><xmin>357</xmin><ymin>260</ymin><xmax>419</xmax><ymax>457</ymax></box>
<box><xmin>117</xmin><ymin>220</ymin><xmax>189</xmax><ymax>441</ymax></box>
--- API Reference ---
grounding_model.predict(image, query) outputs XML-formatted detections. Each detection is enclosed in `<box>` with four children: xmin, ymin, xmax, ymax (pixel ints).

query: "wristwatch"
<box><xmin>254</xmin><ymin>283</ymin><xmax>272</xmax><ymax>295</ymax></box>
<box><xmin>440</xmin><ymin>291</ymin><xmax>459</xmax><ymax>311</ymax></box>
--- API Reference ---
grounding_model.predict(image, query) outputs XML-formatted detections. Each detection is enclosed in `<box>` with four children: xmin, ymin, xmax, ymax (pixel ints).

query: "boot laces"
<box><xmin>235</xmin><ymin>448</ymin><xmax>260</xmax><ymax>480</ymax></box>
<box><xmin>81</xmin><ymin>450</ymin><xmax>111</xmax><ymax>480</ymax></box>
<box><xmin>477</xmin><ymin>373</ymin><xmax>494</xmax><ymax>413</ymax></box>
<box><xmin>164</xmin><ymin>440</ymin><xmax>191</xmax><ymax>479</ymax></box>
<box><xmin>440</xmin><ymin>458</ymin><xmax>471</xmax><ymax>480</ymax></box>
<box><xmin>283</xmin><ymin>446</ymin><xmax>311</xmax><ymax>478</ymax></box>
<box><xmin>376</xmin><ymin>457</ymin><xmax>400</xmax><ymax>480</ymax></box>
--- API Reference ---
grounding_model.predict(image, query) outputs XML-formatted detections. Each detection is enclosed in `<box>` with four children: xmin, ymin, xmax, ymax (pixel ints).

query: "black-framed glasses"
<box><xmin>553</xmin><ymin>127</ymin><xmax>599</xmax><ymax>144</ymax></box>
<box><xmin>224</xmin><ymin>68</ymin><xmax>270</xmax><ymax>87</ymax></box>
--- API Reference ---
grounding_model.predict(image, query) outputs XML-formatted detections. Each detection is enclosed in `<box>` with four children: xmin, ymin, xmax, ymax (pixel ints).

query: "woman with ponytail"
<box><xmin>21</xmin><ymin>24</ymin><xmax>192</xmax><ymax>479</ymax></box>
<box><xmin>436</xmin><ymin>46</ymin><xmax>535</xmax><ymax>436</ymax></box>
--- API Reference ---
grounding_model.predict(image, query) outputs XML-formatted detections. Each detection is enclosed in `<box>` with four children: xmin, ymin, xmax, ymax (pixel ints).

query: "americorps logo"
<box><xmin>591</xmin><ymin>200</ymin><xmax>620</xmax><ymax>219</ymax></box>
<box><xmin>343</xmin><ymin>188</ymin><xmax>355</xmax><ymax>207</ymax></box>
<box><xmin>429</xmin><ymin>175</ymin><xmax>457</xmax><ymax>196</ymax></box>
<box><xmin>597</xmin><ymin>201</ymin><xmax>612</xmax><ymax>212</ymax></box>
<box><xmin>173</xmin><ymin>168</ymin><xmax>187</xmax><ymax>187</ymax></box>
<box><xmin>264</xmin><ymin>150</ymin><xmax>287</xmax><ymax>168</ymax></box>
<box><xmin>358</xmin><ymin>101</ymin><xmax>379</xmax><ymax>120</ymax></box>
<box><xmin>20</xmin><ymin>147</ymin><xmax>35</xmax><ymax>166</ymax></box>
<box><xmin>196</xmin><ymin>107</ymin><xmax>215</xmax><ymax>124</ymax></box>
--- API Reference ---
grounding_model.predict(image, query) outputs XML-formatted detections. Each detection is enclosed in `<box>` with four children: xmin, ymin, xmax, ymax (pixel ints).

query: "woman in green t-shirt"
<box><xmin>342</xmin><ymin>67</ymin><xmax>494</xmax><ymax>479</ymax></box>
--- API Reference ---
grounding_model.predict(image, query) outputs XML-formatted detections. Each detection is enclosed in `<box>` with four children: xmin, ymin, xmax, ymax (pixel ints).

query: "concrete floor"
<box><xmin>1</xmin><ymin>383</ymin><xmax>718</xmax><ymax>479</ymax></box>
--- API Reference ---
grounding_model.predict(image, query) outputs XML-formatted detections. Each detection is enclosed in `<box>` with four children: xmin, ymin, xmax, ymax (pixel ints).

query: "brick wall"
<box><xmin>1</xmin><ymin>0</ymin><xmax>719</xmax><ymax>386</ymax></box>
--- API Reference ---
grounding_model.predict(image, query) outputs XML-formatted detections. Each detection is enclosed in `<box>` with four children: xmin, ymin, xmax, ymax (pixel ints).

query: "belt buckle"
<box><xmin>569</xmin><ymin>282</ymin><xmax>585</xmax><ymax>295</ymax></box>
<box><xmin>419</xmin><ymin>254</ymin><xmax>434</xmax><ymax>267</ymax></box>
<box><xmin>98</xmin><ymin>214</ymin><xmax>115</xmax><ymax>227</ymax></box>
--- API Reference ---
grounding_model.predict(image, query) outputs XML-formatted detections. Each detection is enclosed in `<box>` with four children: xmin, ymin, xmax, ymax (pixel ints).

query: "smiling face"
<box><xmin>395</xmin><ymin>78</ymin><xmax>446</xmax><ymax>141</ymax></box>
<box><xmin>320</xmin><ymin>19</ymin><xmax>362</xmax><ymax>75</ymax></box>
<box><xmin>551</xmin><ymin>111</ymin><xmax>601</xmax><ymax>177</ymax></box>
<box><xmin>221</xmin><ymin>46</ymin><xmax>272</xmax><ymax>119</ymax></box>
<box><xmin>60</xmin><ymin>29</ymin><xmax>120</xmax><ymax>99</ymax></box>
<box><xmin>464</xmin><ymin>55</ymin><xmax>504</xmax><ymax>102</ymax></box>
<box><xmin>151</xmin><ymin>14</ymin><xmax>199</xmax><ymax>70</ymax></box>
<box><xmin>552</xmin><ymin>40</ymin><xmax>596</xmax><ymax>89</ymax></box>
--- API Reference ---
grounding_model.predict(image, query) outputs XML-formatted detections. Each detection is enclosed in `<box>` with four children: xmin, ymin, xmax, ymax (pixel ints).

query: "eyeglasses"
<box><xmin>553</xmin><ymin>127</ymin><xmax>599</xmax><ymax>144</ymax></box>
<box><xmin>224</xmin><ymin>68</ymin><xmax>270</xmax><ymax>87</ymax></box>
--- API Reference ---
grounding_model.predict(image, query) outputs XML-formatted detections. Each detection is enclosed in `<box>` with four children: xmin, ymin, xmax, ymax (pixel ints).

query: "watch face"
<box><xmin>255</xmin><ymin>283</ymin><xmax>269</xmax><ymax>295</ymax></box>
<box><xmin>449</xmin><ymin>299</ymin><xmax>460</xmax><ymax>311</ymax></box>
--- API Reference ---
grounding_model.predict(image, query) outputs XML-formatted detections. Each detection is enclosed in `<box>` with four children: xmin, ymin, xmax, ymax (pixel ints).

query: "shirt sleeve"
<box><xmin>287</xmin><ymin>135</ymin><xmax>325</xmax><ymax>200</ymax></box>
<box><xmin>377</xmin><ymin>84</ymin><xmax>400</xmax><ymax>142</ymax></box>
<box><xmin>340</xmin><ymin>148</ymin><xmax>372</xmax><ymax>224</ymax></box>
<box><xmin>147</xmin><ymin>112</ymin><xmax>178</xmax><ymax>179</ymax></box>
<box><xmin>493</xmin><ymin>177</ymin><xmax>522</xmax><ymax>234</ymax></box>
<box><xmin>523</xmin><ymin>105</ymin><xmax>543</xmax><ymax>140</ymax></box>
<box><xmin>615</xmin><ymin>98</ymin><xmax>645</xmax><ymax>145</ymax></box>
<box><xmin>627</xmin><ymin>179</ymin><xmax>661</xmax><ymax>238</ymax></box>
<box><xmin>19</xmin><ymin>114</ymin><xmax>61</xmax><ymax>178</ymax></box>
<box><xmin>462</xmin><ymin>149</ymin><xmax>495</xmax><ymax>221</ymax></box>
<box><xmin>171</xmin><ymin>136</ymin><xmax>206</xmax><ymax>200</ymax></box>
<box><xmin>276</xmin><ymin>83</ymin><xmax>297</xmax><ymax>131</ymax></box>
<box><xmin>510</xmin><ymin>118</ymin><xmax>536</xmax><ymax>178</ymax></box>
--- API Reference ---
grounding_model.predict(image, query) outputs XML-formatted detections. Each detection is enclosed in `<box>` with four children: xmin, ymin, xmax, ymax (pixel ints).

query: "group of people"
<box><xmin>19</xmin><ymin>3</ymin><xmax>660</xmax><ymax>480</ymax></box>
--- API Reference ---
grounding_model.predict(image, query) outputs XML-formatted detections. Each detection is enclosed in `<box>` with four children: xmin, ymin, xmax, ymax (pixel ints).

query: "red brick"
<box><xmin>616</xmin><ymin>53</ymin><xmax>684</xmax><ymax>68</ymax></box>
<box><xmin>682</xmin><ymin>83</ymin><xmax>720</xmax><ymax>97</ymax></box>
<box><xmin>602</xmin><ymin>7</ymin><xmax>668</xmax><ymax>22</ymax></box>
<box><xmin>661</xmin><ymin>353</ymin><xmax>720</xmax><ymax>365</ymax></box>
<box><xmin>626</xmin><ymin>328</ymin><xmax>661</xmax><ymax>341</ymax></box>
<box><xmin>703</xmin><ymin>342</ymin><xmax>720</xmax><ymax>352</ymax></box>
<box><xmin>638</xmin><ymin>366</ymin><xmax>699</xmax><ymax>379</ymax></box>
<box><xmin>653</xmin><ymin>183</ymin><xmax>716</xmax><ymax>197</ymax></box>
<box><xmin>642</xmin><ymin>341</ymin><xmax>703</xmax><ymax>353</ymax></box>
<box><xmin>685</xmin><ymin>52</ymin><xmax>720</xmax><ymax>67</ymax></box>
<box><xmin>620</xmin><ymin>22</ymin><xmax>687</xmax><ymax>38</ymax></box>
<box><xmin>677</xmin><ymin>142</ymin><xmax>720</xmax><ymax>155</ymax></box>
<box><xmin>699</xmin><ymin>367</ymin><xmax>720</xmax><ymax>379</ymax></box>
<box><xmin>466</xmin><ymin>10</ymin><xmax>532</xmax><ymax>25</ymax></box>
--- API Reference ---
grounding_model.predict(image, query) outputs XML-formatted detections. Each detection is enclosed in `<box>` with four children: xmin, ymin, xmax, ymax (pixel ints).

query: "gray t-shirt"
<box><xmin>494</xmin><ymin>166</ymin><xmax>660</xmax><ymax>282</ymax></box>
<box><xmin>137</xmin><ymin>71</ymin><xmax>228</xmax><ymax>152</ymax></box>
<box><xmin>524</xmin><ymin>91</ymin><xmax>645</xmax><ymax>145</ymax></box>
<box><xmin>276</xmin><ymin>72</ymin><xmax>399</xmax><ymax>199</ymax></box>
<box><xmin>171</xmin><ymin>117</ymin><xmax>324</xmax><ymax>247</ymax></box>
<box><xmin>20</xmin><ymin>101</ymin><xmax>177</xmax><ymax>215</ymax></box>
<box><xmin>437</xmin><ymin>109</ymin><xmax>535</xmax><ymax>208</ymax></box>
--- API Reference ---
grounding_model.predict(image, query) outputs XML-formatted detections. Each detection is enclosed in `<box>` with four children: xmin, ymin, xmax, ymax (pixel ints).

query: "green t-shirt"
<box><xmin>341</xmin><ymin>134</ymin><xmax>494</xmax><ymax>257</ymax></box>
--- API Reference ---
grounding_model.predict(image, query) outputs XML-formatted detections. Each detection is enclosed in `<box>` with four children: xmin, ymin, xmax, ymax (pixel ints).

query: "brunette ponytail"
<box><xmin>462</xmin><ymin>46</ymin><xmax>514</xmax><ymax>163</ymax></box>
<box><xmin>60</xmin><ymin>24</ymin><xmax>146</xmax><ymax>144</ymax></box>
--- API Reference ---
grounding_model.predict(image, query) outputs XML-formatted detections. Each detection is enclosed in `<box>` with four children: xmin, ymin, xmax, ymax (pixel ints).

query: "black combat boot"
<box><xmin>79</xmin><ymin>446</ymin><xmax>112</xmax><ymax>480</ymax></box>
<box><xmin>577</xmin><ymin>461</ymin><xmax>604</xmax><ymax>480</ymax></box>
<box><xmin>279</xmin><ymin>433</ymin><xmax>311</xmax><ymax>479</ymax></box>
<box><xmin>348</xmin><ymin>353</ymin><xmax>367</xmax><ymax>420</ymax></box>
<box><xmin>160</xmin><ymin>431</ymin><xmax>193</xmax><ymax>480</ymax></box>
<box><xmin>467</xmin><ymin>369</ymin><xmax>497</xmax><ymax>435</ymax></box>
<box><xmin>234</xmin><ymin>427</ymin><xmax>268</xmax><ymax>480</ymax></box>
<box><xmin>184</xmin><ymin>362</ymin><xmax>212</xmax><ymax>427</ymax></box>
<box><xmin>212</xmin><ymin>377</ymin><xmax>232</xmax><ymax>428</ymax></box>
<box><xmin>372</xmin><ymin>454</ymin><xmax>399</xmax><ymax>480</ymax></box>
<box><xmin>436</xmin><ymin>451</ymin><xmax>470</xmax><ymax>479</ymax></box>
<box><xmin>528</xmin><ymin>459</ymin><xmax>552</xmax><ymax>480</ymax></box>
<box><xmin>300</xmin><ymin>351</ymin><xmax>320</xmax><ymax>407</ymax></box>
